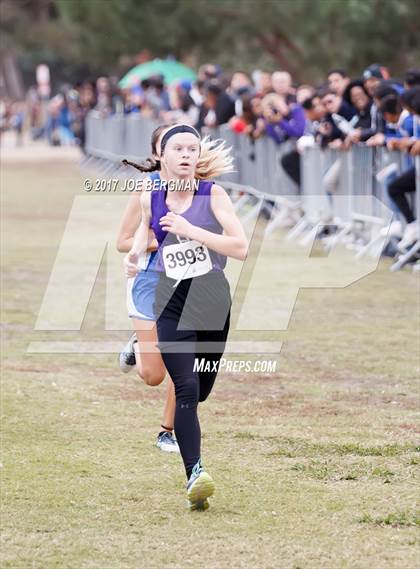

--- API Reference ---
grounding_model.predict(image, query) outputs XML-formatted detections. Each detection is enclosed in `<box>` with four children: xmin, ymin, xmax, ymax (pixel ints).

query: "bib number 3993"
<box><xmin>162</xmin><ymin>239</ymin><xmax>212</xmax><ymax>281</ymax></box>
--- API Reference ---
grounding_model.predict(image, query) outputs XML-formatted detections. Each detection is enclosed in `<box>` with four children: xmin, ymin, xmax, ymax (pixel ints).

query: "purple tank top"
<box><xmin>150</xmin><ymin>179</ymin><xmax>226</xmax><ymax>273</ymax></box>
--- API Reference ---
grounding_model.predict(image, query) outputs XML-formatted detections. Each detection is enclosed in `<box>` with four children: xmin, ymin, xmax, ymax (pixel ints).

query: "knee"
<box><xmin>176</xmin><ymin>376</ymin><xmax>199</xmax><ymax>406</ymax></box>
<box><xmin>388</xmin><ymin>179</ymin><xmax>399</xmax><ymax>197</ymax></box>
<box><xmin>138</xmin><ymin>367</ymin><xmax>165</xmax><ymax>386</ymax></box>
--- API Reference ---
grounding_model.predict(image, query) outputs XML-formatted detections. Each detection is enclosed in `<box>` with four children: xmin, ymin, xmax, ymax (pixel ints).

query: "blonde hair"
<box><xmin>122</xmin><ymin>124</ymin><xmax>236</xmax><ymax>180</ymax></box>
<box><xmin>195</xmin><ymin>135</ymin><xmax>236</xmax><ymax>179</ymax></box>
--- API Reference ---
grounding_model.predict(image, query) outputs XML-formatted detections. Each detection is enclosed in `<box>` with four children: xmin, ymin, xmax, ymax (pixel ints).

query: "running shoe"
<box><xmin>379</xmin><ymin>220</ymin><xmax>403</xmax><ymax>238</ymax></box>
<box><xmin>118</xmin><ymin>333</ymin><xmax>137</xmax><ymax>373</ymax></box>
<box><xmin>398</xmin><ymin>221</ymin><xmax>420</xmax><ymax>251</ymax></box>
<box><xmin>186</xmin><ymin>459</ymin><xmax>215</xmax><ymax>511</ymax></box>
<box><xmin>156</xmin><ymin>431</ymin><xmax>180</xmax><ymax>453</ymax></box>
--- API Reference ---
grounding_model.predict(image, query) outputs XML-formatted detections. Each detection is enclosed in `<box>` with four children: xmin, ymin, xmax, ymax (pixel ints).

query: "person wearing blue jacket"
<box><xmin>380</xmin><ymin>88</ymin><xmax>420</xmax><ymax>249</ymax></box>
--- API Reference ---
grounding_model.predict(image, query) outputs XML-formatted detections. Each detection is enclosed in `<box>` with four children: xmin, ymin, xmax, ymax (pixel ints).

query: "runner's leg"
<box><xmin>157</xmin><ymin>311</ymin><xmax>201</xmax><ymax>479</ymax></box>
<box><xmin>197</xmin><ymin>310</ymin><xmax>231</xmax><ymax>402</ymax></box>
<box><xmin>161</xmin><ymin>379</ymin><xmax>176</xmax><ymax>430</ymax></box>
<box><xmin>132</xmin><ymin>318</ymin><xmax>166</xmax><ymax>386</ymax></box>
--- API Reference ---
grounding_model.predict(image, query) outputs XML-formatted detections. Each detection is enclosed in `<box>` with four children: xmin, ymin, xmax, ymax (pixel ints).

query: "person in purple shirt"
<box><xmin>261</xmin><ymin>93</ymin><xmax>306</xmax><ymax>144</ymax></box>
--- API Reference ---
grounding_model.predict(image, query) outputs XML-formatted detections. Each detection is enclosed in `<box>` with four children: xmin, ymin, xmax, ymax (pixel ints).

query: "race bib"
<box><xmin>162</xmin><ymin>239</ymin><xmax>212</xmax><ymax>282</ymax></box>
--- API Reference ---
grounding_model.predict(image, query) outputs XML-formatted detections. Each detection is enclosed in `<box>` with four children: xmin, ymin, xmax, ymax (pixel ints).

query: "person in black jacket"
<box><xmin>195</xmin><ymin>81</ymin><xmax>235</xmax><ymax>131</ymax></box>
<box><xmin>342</xmin><ymin>80</ymin><xmax>373</xmax><ymax>145</ymax></box>
<box><xmin>317</xmin><ymin>88</ymin><xmax>355</xmax><ymax>147</ymax></box>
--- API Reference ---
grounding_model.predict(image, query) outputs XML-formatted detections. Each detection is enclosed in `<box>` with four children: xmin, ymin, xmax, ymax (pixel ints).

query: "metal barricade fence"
<box><xmin>300</xmin><ymin>144</ymin><xmax>417</xmax><ymax>225</ymax></box>
<box><xmin>85</xmin><ymin>112</ymin><xmax>105</xmax><ymax>158</ymax></box>
<box><xmin>302</xmin><ymin>146</ymin><xmax>383</xmax><ymax>225</ymax></box>
<box><xmin>85</xmin><ymin>111</ymin><xmax>418</xmax><ymax>233</ymax></box>
<box><xmin>107</xmin><ymin>115</ymin><xmax>126</xmax><ymax>160</ymax></box>
<box><xmin>346</xmin><ymin>145</ymin><xmax>374</xmax><ymax>219</ymax></box>
<box><xmin>203</xmin><ymin>125</ymin><xmax>300</xmax><ymax>225</ymax></box>
<box><xmin>124</xmin><ymin>115</ymin><xmax>160</xmax><ymax>162</ymax></box>
<box><xmin>301</xmin><ymin>146</ymin><xmax>341</xmax><ymax>223</ymax></box>
<box><xmin>211</xmin><ymin>125</ymin><xmax>241</xmax><ymax>185</ymax></box>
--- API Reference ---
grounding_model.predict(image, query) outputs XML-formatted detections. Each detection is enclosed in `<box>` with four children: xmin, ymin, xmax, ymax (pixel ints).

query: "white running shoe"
<box><xmin>398</xmin><ymin>221</ymin><xmax>420</xmax><ymax>251</ymax></box>
<box><xmin>186</xmin><ymin>459</ymin><xmax>215</xmax><ymax>511</ymax></box>
<box><xmin>379</xmin><ymin>220</ymin><xmax>403</xmax><ymax>238</ymax></box>
<box><xmin>156</xmin><ymin>431</ymin><xmax>180</xmax><ymax>453</ymax></box>
<box><xmin>118</xmin><ymin>333</ymin><xmax>137</xmax><ymax>373</ymax></box>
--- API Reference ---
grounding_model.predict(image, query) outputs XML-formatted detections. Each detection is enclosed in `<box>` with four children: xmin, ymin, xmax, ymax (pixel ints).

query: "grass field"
<box><xmin>1</xmin><ymin>145</ymin><xmax>419</xmax><ymax>569</ymax></box>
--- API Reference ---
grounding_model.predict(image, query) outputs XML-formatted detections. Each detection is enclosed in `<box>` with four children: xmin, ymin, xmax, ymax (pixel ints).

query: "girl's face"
<box><xmin>350</xmin><ymin>86</ymin><xmax>370</xmax><ymax>111</ymax></box>
<box><xmin>158</xmin><ymin>132</ymin><xmax>200</xmax><ymax>178</ymax></box>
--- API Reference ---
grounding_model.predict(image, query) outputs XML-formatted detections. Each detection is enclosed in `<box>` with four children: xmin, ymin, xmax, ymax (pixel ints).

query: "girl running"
<box><xmin>116</xmin><ymin>126</ymin><xmax>180</xmax><ymax>453</ymax></box>
<box><xmin>124</xmin><ymin>123</ymin><xmax>248</xmax><ymax>511</ymax></box>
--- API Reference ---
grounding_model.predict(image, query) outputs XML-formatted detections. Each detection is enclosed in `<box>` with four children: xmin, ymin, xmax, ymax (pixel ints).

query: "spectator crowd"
<box><xmin>1</xmin><ymin>62</ymin><xmax>419</xmax><ymax>250</ymax></box>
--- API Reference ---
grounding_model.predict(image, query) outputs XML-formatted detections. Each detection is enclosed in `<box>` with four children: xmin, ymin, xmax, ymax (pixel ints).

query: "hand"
<box><xmin>342</xmin><ymin>136</ymin><xmax>352</xmax><ymax>150</ymax></box>
<box><xmin>387</xmin><ymin>138</ymin><xmax>404</xmax><ymax>151</ymax></box>
<box><xmin>347</xmin><ymin>129</ymin><xmax>362</xmax><ymax>143</ymax></box>
<box><xmin>328</xmin><ymin>138</ymin><xmax>344</xmax><ymax>150</ymax></box>
<box><xmin>124</xmin><ymin>250</ymin><xmax>139</xmax><ymax>278</ymax></box>
<box><xmin>263</xmin><ymin>109</ymin><xmax>276</xmax><ymax>123</ymax></box>
<box><xmin>366</xmin><ymin>133</ymin><xmax>385</xmax><ymax>147</ymax></box>
<box><xmin>387</xmin><ymin>138</ymin><xmax>400</xmax><ymax>151</ymax></box>
<box><xmin>267</xmin><ymin>114</ymin><xmax>279</xmax><ymax>124</ymax></box>
<box><xmin>387</xmin><ymin>137</ymin><xmax>414</xmax><ymax>152</ymax></box>
<box><xmin>410</xmin><ymin>140</ymin><xmax>420</xmax><ymax>156</ymax></box>
<box><xmin>275</xmin><ymin>97</ymin><xmax>289</xmax><ymax>116</ymax></box>
<box><xmin>159</xmin><ymin>212</ymin><xmax>194</xmax><ymax>238</ymax></box>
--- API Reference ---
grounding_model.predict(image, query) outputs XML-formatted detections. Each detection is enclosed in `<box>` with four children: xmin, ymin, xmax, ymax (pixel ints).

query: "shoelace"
<box><xmin>190</xmin><ymin>459</ymin><xmax>203</xmax><ymax>479</ymax></box>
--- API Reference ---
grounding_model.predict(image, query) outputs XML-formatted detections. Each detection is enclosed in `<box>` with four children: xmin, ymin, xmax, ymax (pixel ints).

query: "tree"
<box><xmin>2</xmin><ymin>0</ymin><xmax>420</xmax><ymax>87</ymax></box>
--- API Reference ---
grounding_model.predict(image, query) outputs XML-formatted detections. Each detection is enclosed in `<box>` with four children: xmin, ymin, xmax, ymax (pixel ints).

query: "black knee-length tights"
<box><xmin>155</xmin><ymin>272</ymin><xmax>231</xmax><ymax>479</ymax></box>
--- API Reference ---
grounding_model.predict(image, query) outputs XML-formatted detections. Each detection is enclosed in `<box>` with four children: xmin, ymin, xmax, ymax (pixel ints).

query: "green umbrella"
<box><xmin>119</xmin><ymin>58</ymin><xmax>196</xmax><ymax>88</ymax></box>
